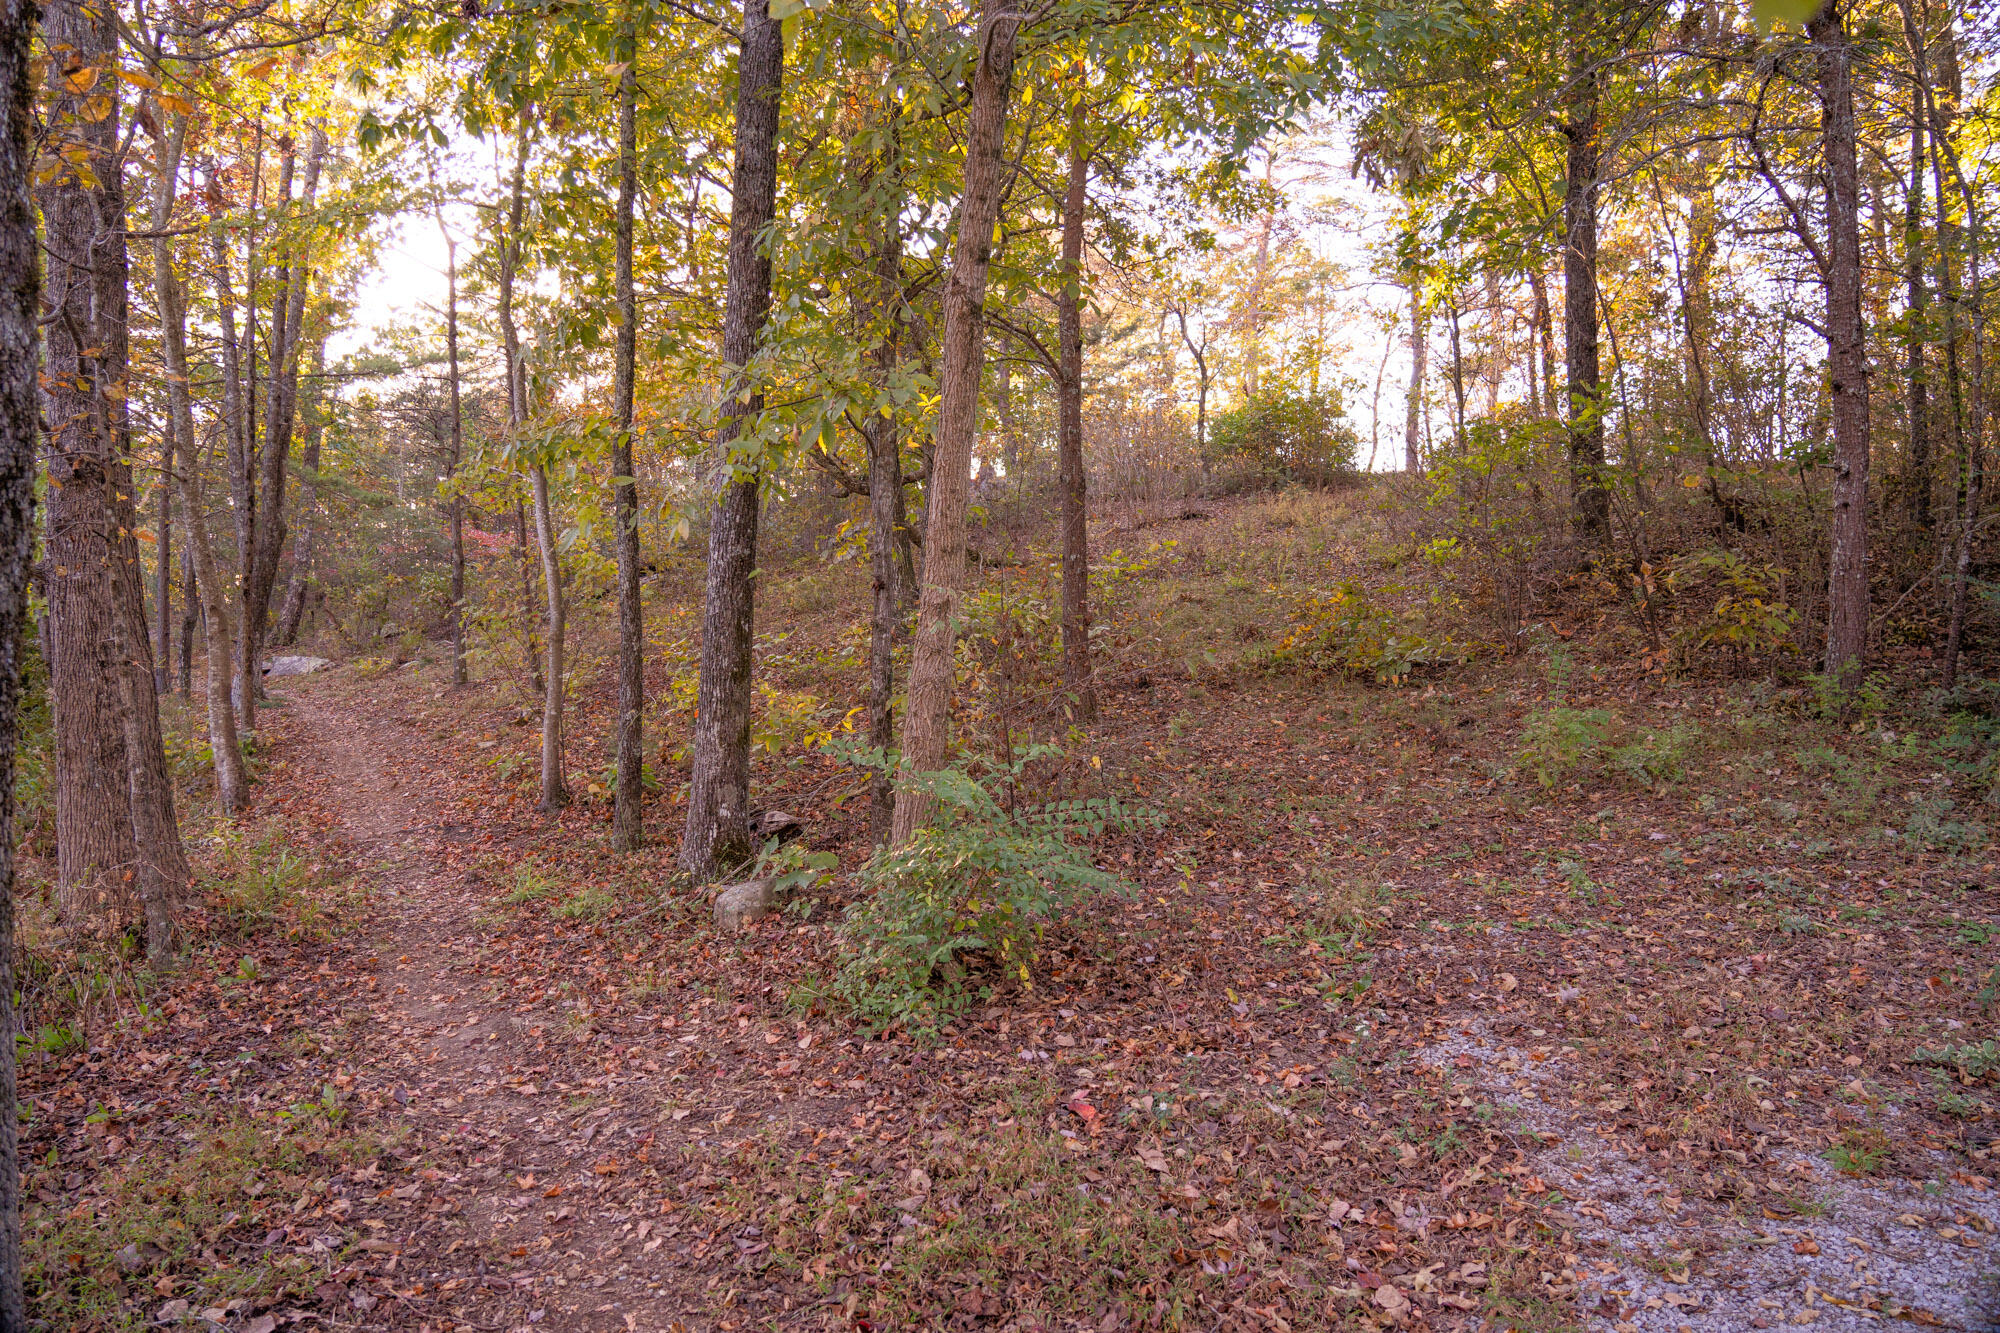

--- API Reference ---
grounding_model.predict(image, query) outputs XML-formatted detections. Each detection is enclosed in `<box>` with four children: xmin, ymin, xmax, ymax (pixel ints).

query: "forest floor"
<box><xmin>17</xmin><ymin>489</ymin><xmax>2000</xmax><ymax>1333</ymax></box>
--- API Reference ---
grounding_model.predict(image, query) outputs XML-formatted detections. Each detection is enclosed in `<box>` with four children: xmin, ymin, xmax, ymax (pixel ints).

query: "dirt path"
<box><xmin>290</xmin><ymin>688</ymin><xmax>693</xmax><ymax>1333</ymax></box>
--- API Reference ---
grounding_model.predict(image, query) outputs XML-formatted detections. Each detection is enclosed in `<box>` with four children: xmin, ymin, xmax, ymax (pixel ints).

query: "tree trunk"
<box><xmin>1405</xmin><ymin>280</ymin><xmax>1426</xmax><ymax>472</ymax></box>
<box><xmin>275</xmin><ymin>338</ymin><xmax>325</xmax><ymax>646</ymax></box>
<box><xmin>246</xmin><ymin>128</ymin><xmax>324</xmax><ymax>699</ymax></box>
<box><xmin>177</xmin><ymin>545</ymin><xmax>195</xmax><ymax>695</ymax></box>
<box><xmin>681</xmin><ymin>0</ymin><xmax>784</xmax><ymax>880</ymax></box>
<box><xmin>864</xmin><ymin>149</ymin><xmax>905</xmax><ymax>846</ymax></box>
<box><xmin>38</xmin><ymin>0</ymin><xmax>175</xmax><ymax>926</ymax></box>
<box><xmin>438</xmin><ymin>197</ymin><xmax>468</xmax><ymax>688</ymax></box>
<box><xmin>890</xmin><ymin>0</ymin><xmax>1021</xmax><ymax>843</ymax></box>
<box><xmin>1562</xmin><ymin>5</ymin><xmax>1609</xmax><ymax>542</ymax></box>
<box><xmin>175</xmin><ymin>455</ymin><xmax>250</xmax><ymax>817</ymax></box>
<box><xmin>1529</xmin><ymin>268</ymin><xmax>1557</xmax><ymax>418</ymax></box>
<box><xmin>149</xmin><ymin>115</ymin><xmax>187</xmax><ymax>694</ymax></box>
<box><xmin>1903</xmin><ymin>74</ymin><xmax>1931</xmax><ymax>535</ymax></box>
<box><xmin>513</xmin><ymin>499</ymin><xmax>542</xmax><ymax>693</ymax></box>
<box><xmin>611</xmin><ymin>31</ymin><xmax>645</xmax><ymax>850</ymax></box>
<box><xmin>208</xmin><ymin>223</ymin><xmax>255</xmax><ymax>729</ymax></box>
<box><xmin>1812</xmin><ymin>0</ymin><xmax>1871</xmax><ymax>683</ymax></box>
<box><xmin>495</xmin><ymin>112</ymin><xmax>565</xmax><ymax>802</ymax></box>
<box><xmin>1056</xmin><ymin>111</ymin><xmax>1095</xmax><ymax>723</ymax></box>
<box><xmin>0</xmin><ymin>0</ymin><xmax>37</xmax><ymax>1307</ymax></box>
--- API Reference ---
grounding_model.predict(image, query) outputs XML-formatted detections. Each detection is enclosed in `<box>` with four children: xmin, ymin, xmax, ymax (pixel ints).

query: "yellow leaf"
<box><xmin>244</xmin><ymin>55</ymin><xmax>281</xmax><ymax>80</ymax></box>
<box><xmin>157</xmin><ymin>92</ymin><xmax>194</xmax><ymax>117</ymax></box>
<box><xmin>117</xmin><ymin>68</ymin><xmax>158</xmax><ymax>90</ymax></box>
<box><xmin>80</xmin><ymin>94</ymin><xmax>113</xmax><ymax>124</ymax></box>
<box><xmin>61</xmin><ymin>65</ymin><xmax>98</xmax><ymax>94</ymax></box>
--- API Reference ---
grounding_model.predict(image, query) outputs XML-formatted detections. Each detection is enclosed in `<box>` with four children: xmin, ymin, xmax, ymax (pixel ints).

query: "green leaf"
<box><xmin>1750</xmin><ymin>0</ymin><xmax>1821</xmax><ymax>32</ymax></box>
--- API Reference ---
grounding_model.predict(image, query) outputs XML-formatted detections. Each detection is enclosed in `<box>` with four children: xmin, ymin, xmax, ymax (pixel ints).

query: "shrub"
<box><xmin>1206</xmin><ymin>387</ymin><xmax>1357</xmax><ymax>489</ymax></box>
<box><xmin>1666</xmin><ymin>551</ymin><xmax>1799</xmax><ymax>671</ymax></box>
<box><xmin>1517</xmin><ymin>707</ymin><xmax>1615</xmax><ymax>787</ymax></box>
<box><xmin>1267</xmin><ymin>581</ymin><xmax>1455</xmax><ymax>685</ymax></box>
<box><xmin>1604</xmin><ymin>725</ymin><xmax>1701</xmax><ymax>785</ymax></box>
<box><xmin>828</xmin><ymin>746</ymin><xmax>1153</xmax><ymax>1039</ymax></box>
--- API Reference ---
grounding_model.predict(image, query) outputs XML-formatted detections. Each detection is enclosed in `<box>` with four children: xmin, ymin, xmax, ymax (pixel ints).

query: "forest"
<box><xmin>0</xmin><ymin>0</ymin><xmax>1991</xmax><ymax>1327</ymax></box>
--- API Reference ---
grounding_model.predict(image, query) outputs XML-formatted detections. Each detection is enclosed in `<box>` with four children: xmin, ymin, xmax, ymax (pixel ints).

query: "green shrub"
<box><xmin>1206</xmin><ymin>387</ymin><xmax>1357</xmax><ymax>488</ymax></box>
<box><xmin>1517</xmin><ymin>708</ymin><xmax>1615</xmax><ymax>787</ymax></box>
<box><xmin>1912</xmin><ymin>1040</ymin><xmax>2000</xmax><ymax>1082</ymax></box>
<box><xmin>1666</xmin><ymin>551</ymin><xmax>1799</xmax><ymax>669</ymax></box>
<box><xmin>1605</xmin><ymin>725</ymin><xmax>1701</xmax><ymax>785</ymax></box>
<box><xmin>828</xmin><ymin>746</ymin><xmax>1153</xmax><ymax>1039</ymax></box>
<box><xmin>1266</xmin><ymin>581</ymin><xmax>1454</xmax><ymax>685</ymax></box>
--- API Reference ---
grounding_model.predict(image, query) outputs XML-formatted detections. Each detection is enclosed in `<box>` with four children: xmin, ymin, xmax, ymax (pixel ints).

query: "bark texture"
<box><xmin>0</xmin><ymin>0</ymin><xmax>41</xmax><ymax>1309</ymax></box>
<box><xmin>1055</xmin><ymin>114</ymin><xmax>1095</xmax><ymax>723</ymax></box>
<box><xmin>864</xmin><ymin>163</ymin><xmax>904</xmax><ymax>846</ymax></box>
<box><xmin>1562</xmin><ymin>3</ymin><xmax>1609</xmax><ymax>542</ymax></box>
<box><xmin>681</xmin><ymin>0</ymin><xmax>783</xmax><ymax>879</ymax></box>
<box><xmin>1812</xmin><ymin>0</ymin><xmax>1871</xmax><ymax>681</ymax></box>
<box><xmin>611</xmin><ymin>37</ymin><xmax>645</xmax><ymax>851</ymax></box>
<box><xmin>891</xmin><ymin>0</ymin><xmax>1021</xmax><ymax>843</ymax></box>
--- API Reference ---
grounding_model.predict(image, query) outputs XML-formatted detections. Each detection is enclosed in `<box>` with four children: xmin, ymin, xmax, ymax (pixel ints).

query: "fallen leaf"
<box><xmin>1135</xmin><ymin>1143</ymin><xmax>1169</xmax><ymax>1172</ymax></box>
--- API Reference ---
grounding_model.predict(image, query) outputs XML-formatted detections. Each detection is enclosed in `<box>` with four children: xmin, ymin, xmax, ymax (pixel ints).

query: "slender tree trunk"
<box><xmin>863</xmin><ymin>142</ymin><xmax>905</xmax><ymax>846</ymax></box>
<box><xmin>275</xmin><ymin>338</ymin><xmax>325</xmax><ymax>645</ymax></box>
<box><xmin>246</xmin><ymin>129</ymin><xmax>324</xmax><ymax>699</ymax></box>
<box><xmin>1904</xmin><ymin>76</ymin><xmax>1931</xmax><ymax>534</ymax></box>
<box><xmin>494</xmin><ymin>112</ymin><xmax>565</xmax><ymax>803</ymax></box>
<box><xmin>1812</xmin><ymin>0</ymin><xmax>1872</xmax><ymax>682</ymax></box>
<box><xmin>1562</xmin><ymin>4</ymin><xmax>1609</xmax><ymax>542</ymax></box>
<box><xmin>513</xmin><ymin>499</ymin><xmax>542</xmax><ymax>693</ymax></box>
<box><xmin>208</xmin><ymin>225</ymin><xmax>255</xmax><ymax>729</ymax></box>
<box><xmin>891</xmin><ymin>0</ymin><xmax>1021</xmax><ymax>843</ymax></box>
<box><xmin>0</xmin><ymin>0</ymin><xmax>37</xmax><ymax>1307</ymax></box>
<box><xmin>175</xmin><ymin>453</ymin><xmax>250</xmax><ymax>816</ymax></box>
<box><xmin>438</xmin><ymin>199</ymin><xmax>469</xmax><ymax>687</ymax></box>
<box><xmin>1530</xmin><ymin>268</ymin><xmax>1557</xmax><ymax>418</ymax></box>
<box><xmin>149</xmin><ymin>116</ymin><xmax>188</xmax><ymax>694</ymax></box>
<box><xmin>1056</xmin><ymin>111</ymin><xmax>1095</xmax><ymax>723</ymax></box>
<box><xmin>1446</xmin><ymin>293</ymin><xmax>1468</xmax><ymax>441</ymax></box>
<box><xmin>1405</xmin><ymin>281</ymin><xmax>1426</xmax><ymax>472</ymax></box>
<box><xmin>177</xmin><ymin>546</ymin><xmax>195</xmax><ymax>694</ymax></box>
<box><xmin>681</xmin><ymin>0</ymin><xmax>784</xmax><ymax>879</ymax></box>
<box><xmin>611</xmin><ymin>30</ymin><xmax>645</xmax><ymax>850</ymax></box>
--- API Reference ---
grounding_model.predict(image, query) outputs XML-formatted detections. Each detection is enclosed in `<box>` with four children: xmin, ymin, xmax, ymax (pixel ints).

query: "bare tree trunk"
<box><xmin>1405</xmin><ymin>280</ymin><xmax>1426</xmax><ymax>473</ymax></box>
<box><xmin>177</xmin><ymin>546</ymin><xmax>195</xmax><ymax>695</ymax></box>
<box><xmin>1530</xmin><ymin>268</ymin><xmax>1557</xmax><ymax>418</ymax></box>
<box><xmin>437</xmin><ymin>195</ymin><xmax>469</xmax><ymax>688</ymax></box>
<box><xmin>611</xmin><ymin>29</ymin><xmax>645</xmax><ymax>850</ymax></box>
<box><xmin>0</xmin><ymin>0</ymin><xmax>40</xmax><ymax>1306</ymax></box>
<box><xmin>681</xmin><ymin>0</ymin><xmax>784</xmax><ymax>880</ymax></box>
<box><xmin>208</xmin><ymin>224</ymin><xmax>255</xmax><ymax>729</ymax></box>
<box><xmin>1903</xmin><ymin>69</ymin><xmax>1931</xmax><ymax>535</ymax></box>
<box><xmin>149</xmin><ymin>115</ymin><xmax>188</xmax><ymax>694</ymax></box>
<box><xmin>864</xmin><ymin>147</ymin><xmax>905</xmax><ymax>846</ymax></box>
<box><xmin>247</xmin><ymin>128</ymin><xmax>324</xmax><ymax>698</ymax></box>
<box><xmin>891</xmin><ymin>0</ymin><xmax>1021</xmax><ymax>843</ymax></box>
<box><xmin>513</xmin><ymin>499</ymin><xmax>542</xmax><ymax>693</ymax></box>
<box><xmin>1056</xmin><ymin>111</ymin><xmax>1095</xmax><ymax>723</ymax></box>
<box><xmin>1812</xmin><ymin>0</ymin><xmax>1872</xmax><ymax>682</ymax></box>
<box><xmin>275</xmin><ymin>338</ymin><xmax>325</xmax><ymax>646</ymax></box>
<box><xmin>1562</xmin><ymin>2</ymin><xmax>1609</xmax><ymax>542</ymax></box>
<box><xmin>175</xmin><ymin>453</ymin><xmax>250</xmax><ymax>816</ymax></box>
<box><xmin>494</xmin><ymin>112</ymin><xmax>565</xmax><ymax>806</ymax></box>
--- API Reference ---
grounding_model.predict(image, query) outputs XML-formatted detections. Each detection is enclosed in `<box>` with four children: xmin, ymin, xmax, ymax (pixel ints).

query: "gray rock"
<box><xmin>713</xmin><ymin>878</ymin><xmax>784</xmax><ymax>931</ymax></box>
<box><xmin>263</xmin><ymin>655</ymin><xmax>331</xmax><ymax>678</ymax></box>
<box><xmin>751</xmin><ymin>809</ymin><xmax>804</xmax><ymax>843</ymax></box>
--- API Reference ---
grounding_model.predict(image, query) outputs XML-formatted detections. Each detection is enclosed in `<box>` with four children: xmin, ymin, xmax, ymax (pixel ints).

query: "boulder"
<box><xmin>750</xmin><ymin>809</ymin><xmax>804</xmax><ymax>843</ymax></box>
<box><xmin>263</xmin><ymin>655</ymin><xmax>332</xmax><ymax>678</ymax></box>
<box><xmin>713</xmin><ymin>878</ymin><xmax>785</xmax><ymax>931</ymax></box>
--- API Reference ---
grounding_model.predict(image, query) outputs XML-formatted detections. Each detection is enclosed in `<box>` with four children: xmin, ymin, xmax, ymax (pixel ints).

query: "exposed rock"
<box><xmin>713</xmin><ymin>878</ymin><xmax>785</xmax><ymax>931</ymax></box>
<box><xmin>263</xmin><ymin>655</ymin><xmax>332</xmax><ymax>678</ymax></box>
<box><xmin>750</xmin><ymin>809</ymin><xmax>804</xmax><ymax>843</ymax></box>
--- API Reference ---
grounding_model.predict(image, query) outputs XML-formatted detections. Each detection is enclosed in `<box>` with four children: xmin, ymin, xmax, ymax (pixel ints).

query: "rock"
<box><xmin>750</xmin><ymin>809</ymin><xmax>804</xmax><ymax>843</ymax></box>
<box><xmin>262</xmin><ymin>655</ymin><xmax>331</xmax><ymax>678</ymax></box>
<box><xmin>377</xmin><ymin>621</ymin><xmax>403</xmax><ymax>639</ymax></box>
<box><xmin>713</xmin><ymin>878</ymin><xmax>786</xmax><ymax>931</ymax></box>
<box><xmin>115</xmin><ymin>1243</ymin><xmax>146</xmax><ymax>1273</ymax></box>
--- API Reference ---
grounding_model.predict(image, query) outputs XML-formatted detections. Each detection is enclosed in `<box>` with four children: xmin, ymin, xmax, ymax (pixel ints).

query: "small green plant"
<box><xmin>553</xmin><ymin>888</ymin><xmax>617</xmax><ymax>921</ymax></box>
<box><xmin>19</xmin><ymin>1022</ymin><xmax>84</xmax><ymax>1059</ymax></box>
<box><xmin>826</xmin><ymin>743</ymin><xmax>1154</xmax><ymax>1039</ymax></box>
<box><xmin>1517</xmin><ymin>708</ymin><xmax>1614</xmax><ymax>787</ymax></box>
<box><xmin>1605</xmin><ymin>725</ymin><xmax>1700</xmax><ymax>785</ymax></box>
<box><xmin>1959</xmin><ymin>921</ymin><xmax>1998</xmax><ymax>947</ymax></box>
<box><xmin>1904</xmin><ymin>797</ymin><xmax>1988</xmax><ymax>854</ymax></box>
<box><xmin>1825</xmin><ymin>1127</ymin><xmax>1889</xmax><ymax>1176</ymax></box>
<box><xmin>1912</xmin><ymin>1040</ymin><xmax>2000</xmax><ymax>1082</ymax></box>
<box><xmin>502</xmin><ymin>863</ymin><xmax>557</xmax><ymax>905</ymax></box>
<box><xmin>1667</xmin><ymin>551</ymin><xmax>1799</xmax><ymax>669</ymax></box>
<box><xmin>1935</xmin><ymin>1087</ymin><xmax>1985</xmax><ymax>1119</ymax></box>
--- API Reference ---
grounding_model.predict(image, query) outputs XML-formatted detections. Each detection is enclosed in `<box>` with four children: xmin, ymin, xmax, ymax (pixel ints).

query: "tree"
<box><xmin>681</xmin><ymin>0</ymin><xmax>784</xmax><ymax>880</ymax></box>
<box><xmin>0</xmin><ymin>0</ymin><xmax>37</xmax><ymax>1310</ymax></box>
<box><xmin>892</xmin><ymin>0</ymin><xmax>1022</xmax><ymax>843</ymax></box>
<box><xmin>610</xmin><ymin>15</ymin><xmax>645</xmax><ymax>851</ymax></box>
